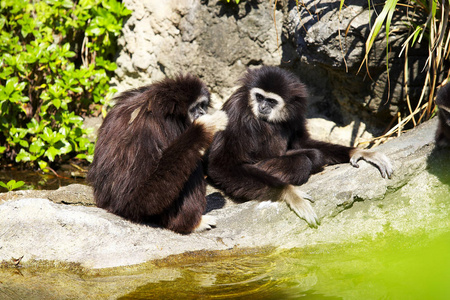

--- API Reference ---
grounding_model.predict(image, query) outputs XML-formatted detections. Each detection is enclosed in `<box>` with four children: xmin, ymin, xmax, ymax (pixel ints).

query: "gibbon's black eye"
<box><xmin>201</xmin><ymin>101</ymin><xmax>209</xmax><ymax>111</ymax></box>
<box><xmin>190</xmin><ymin>103</ymin><xmax>206</xmax><ymax>121</ymax></box>
<box><xmin>266</xmin><ymin>98</ymin><xmax>278</xmax><ymax>107</ymax></box>
<box><xmin>255</xmin><ymin>93</ymin><xmax>265</xmax><ymax>102</ymax></box>
<box><xmin>442</xmin><ymin>110</ymin><xmax>450</xmax><ymax>126</ymax></box>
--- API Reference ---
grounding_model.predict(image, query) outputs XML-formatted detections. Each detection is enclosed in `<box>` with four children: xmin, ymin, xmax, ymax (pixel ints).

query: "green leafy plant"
<box><xmin>0</xmin><ymin>179</ymin><xmax>25</xmax><ymax>191</ymax></box>
<box><xmin>0</xmin><ymin>0</ymin><xmax>131</xmax><ymax>170</ymax></box>
<box><xmin>341</xmin><ymin>0</ymin><xmax>450</xmax><ymax>140</ymax></box>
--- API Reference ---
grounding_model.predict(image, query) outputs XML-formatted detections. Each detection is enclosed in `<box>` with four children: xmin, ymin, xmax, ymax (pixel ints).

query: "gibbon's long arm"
<box><xmin>294</xmin><ymin>138</ymin><xmax>353</xmax><ymax>165</ymax></box>
<box><xmin>300</xmin><ymin>138</ymin><xmax>393</xmax><ymax>178</ymax></box>
<box><xmin>140</xmin><ymin>123</ymin><xmax>214</xmax><ymax>214</ymax></box>
<box><xmin>140</xmin><ymin>110</ymin><xmax>227</xmax><ymax>215</ymax></box>
<box><xmin>243</xmin><ymin>149</ymin><xmax>324</xmax><ymax>186</ymax></box>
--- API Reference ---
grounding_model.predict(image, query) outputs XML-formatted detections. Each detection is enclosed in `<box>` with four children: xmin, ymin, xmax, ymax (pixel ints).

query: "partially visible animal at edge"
<box><xmin>435</xmin><ymin>82</ymin><xmax>450</xmax><ymax>147</ymax></box>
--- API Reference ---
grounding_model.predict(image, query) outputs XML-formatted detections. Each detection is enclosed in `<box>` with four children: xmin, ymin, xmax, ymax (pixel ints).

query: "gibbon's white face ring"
<box><xmin>188</xmin><ymin>95</ymin><xmax>209</xmax><ymax>123</ymax></box>
<box><xmin>249</xmin><ymin>87</ymin><xmax>287</xmax><ymax>122</ymax></box>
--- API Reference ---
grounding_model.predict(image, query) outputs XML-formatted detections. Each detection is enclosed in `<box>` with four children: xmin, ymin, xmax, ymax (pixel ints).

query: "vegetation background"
<box><xmin>0</xmin><ymin>0</ymin><xmax>131</xmax><ymax>173</ymax></box>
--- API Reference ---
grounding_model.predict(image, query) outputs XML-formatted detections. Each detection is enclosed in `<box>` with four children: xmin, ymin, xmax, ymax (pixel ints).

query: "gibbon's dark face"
<box><xmin>249</xmin><ymin>87</ymin><xmax>286</xmax><ymax>122</ymax></box>
<box><xmin>188</xmin><ymin>94</ymin><xmax>210</xmax><ymax>122</ymax></box>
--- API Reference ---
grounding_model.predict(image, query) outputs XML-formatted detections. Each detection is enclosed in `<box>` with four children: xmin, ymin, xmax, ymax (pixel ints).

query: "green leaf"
<box><xmin>363</xmin><ymin>0</ymin><xmax>398</xmax><ymax>59</ymax></box>
<box><xmin>19</xmin><ymin>139</ymin><xmax>29</xmax><ymax>148</ymax></box>
<box><xmin>38</xmin><ymin>160</ymin><xmax>48</xmax><ymax>171</ymax></box>
<box><xmin>41</xmin><ymin>127</ymin><xmax>54</xmax><ymax>143</ymax></box>
<box><xmin>10</xmin><ymin>180</ymin><xmax>25</xmax><ymax>190</ymax></box>
<box><xmin>63</xmin><ymin>43</ymin><xmax>71</xmax><ymax>52</ymax></box>
<box><xmin>62</xmin><ymin>0</ymin><xmax>74</xmax><ymax>8</ymax></box>
<box><xmin>15</xmin><ymin>148</ymin><xmax>32</xmax><ymax>162</ymax></box>
<box><xmin>52</xmin><ymin>98</ymin><xmax>61</xmax><ymax>108</ymax></box>
<box><xmin>45</xmin><ymin>146</ymin><xmax>60</xmax><ymax>161</ymax></box>
<box><xmin>29</xmin><ymin>139</ymin><xmax>45</xmax><ymax>154</ymax></box>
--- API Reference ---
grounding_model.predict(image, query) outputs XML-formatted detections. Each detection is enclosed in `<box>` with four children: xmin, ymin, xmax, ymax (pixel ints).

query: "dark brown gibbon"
<box><xmin>435</xmin><ymin>82</ymin><xmax>450</xmax><ymax>147</ymax></box>
<box><xmin>207</xmin><ymin>66</ymin><xmax>393</xmax><ymax>227</ymax></box>
<box><xmin>87</xmin><ymin>74</ymin><xmax>228</xmax><ymax>234</ymax></box>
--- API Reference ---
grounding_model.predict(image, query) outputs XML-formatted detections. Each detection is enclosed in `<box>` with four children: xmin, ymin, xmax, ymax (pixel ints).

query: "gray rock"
<box><xmin>112</xmin><ymin>0</ymin><xmax>283</xmax><ymax>104</ymax></box>
<box><xmin>283</xmin><ymin>0</ymin><xmax>430</xmax><ymax>128</ymax></box>
<box><xmin>0</xmin><ymin>119</ymin><xmax>446</xmax><ymax>269</ymax></box>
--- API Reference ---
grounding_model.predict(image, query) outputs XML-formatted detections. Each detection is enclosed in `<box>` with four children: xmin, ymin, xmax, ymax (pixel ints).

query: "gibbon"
<box><xmin>207</xmin><ymin>66</ymin><xmax>392</xmax><ymax>227</ymax></box>
<box><xmin>87</xmin><ymin>74</ymin><xmax>228</xmax><ymax>234</ymax></box>
<box><xmin>435</xmin><ymin>82</ymin><xmax>450</xmax><ymax>147</ymax></box>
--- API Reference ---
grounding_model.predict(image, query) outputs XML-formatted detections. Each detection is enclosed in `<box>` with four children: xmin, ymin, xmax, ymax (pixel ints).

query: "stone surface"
<box><xmin>112</xmin><ymin>0</ymin><xmax>283</xmax><ymax>106</ymax></box>
<box><xmin>283</xmin><ymin>0</ymin><xmax>430</xmax><ymax>128</ymax></box>
<box><xmin>1</xmin><ymin>119</ymin><xmax>446</xmax><ymax>269</ymax></box>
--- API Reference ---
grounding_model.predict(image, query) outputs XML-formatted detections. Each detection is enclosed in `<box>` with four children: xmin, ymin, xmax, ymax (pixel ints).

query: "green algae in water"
<box><xmin>117</xmin><ymin>230</ymin><xmax>450</xmax><ymax>300</ymax></box>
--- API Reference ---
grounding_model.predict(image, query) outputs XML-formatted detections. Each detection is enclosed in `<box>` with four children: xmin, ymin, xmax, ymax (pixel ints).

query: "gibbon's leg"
<box><xmin>282</xmin><ymin>185</ymin><xmax>319</xmax><ymax>227</ymax></box>
<box><xmin>221</xmin><ymin>162</ymin><xmax>319</xmax><ymax>227</ymax></box>
<box><xmin>140</xmin><ymin>110</ymin><xmax>228</xmax><ymax>215</ymax></box>
<box><xmin>162</xmin><ymin>166</ymin><xmax>215</xmax><ymax>234</ymax></box>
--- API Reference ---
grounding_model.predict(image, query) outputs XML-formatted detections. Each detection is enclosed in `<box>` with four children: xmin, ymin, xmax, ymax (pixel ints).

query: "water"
<box><xmin>0</xmin><ymin>168</ymin><xmax>84</xmax><ymax>192</ymax></box>
<box><xmin>118</xmin><ymin>230</ymin><xmax>450</xmax><ymax>300</ymax></box>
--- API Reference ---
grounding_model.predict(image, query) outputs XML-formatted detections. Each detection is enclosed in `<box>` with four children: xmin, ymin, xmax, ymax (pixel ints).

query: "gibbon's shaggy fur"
<box><xmin>207</xmin><ymin>66</ymin><xmax>393</xmax><ymax>227</ymax></box>
<box><xmin>435</xmin><ymin>82</ymin><xmax>450</xmax><ymax>147</ymax></box>
<box><xmin>87</xmin><ymin>74</ymin><xmax>228</xmax><ymax>234</ymax></box>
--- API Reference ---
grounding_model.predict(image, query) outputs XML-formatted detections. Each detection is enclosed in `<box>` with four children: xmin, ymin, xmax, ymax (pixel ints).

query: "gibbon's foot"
<box><xmin>194</xmin><ymin>215</ymin><xmax>217</xmax><ymax>232</ymax></box>
<box><xmin>350</xmin><ymin>149</ymin><xmax>393</xmax><ymax>179</ymax></box>
<box><xmin>282</xmin><ymin>185</ymin><xmax>319</xmax><ymax>228</ymax></box>
<box><xmin>298</xmin><ymin>189</ymin><xmax>314</xmax><ymax>203</ymax></box>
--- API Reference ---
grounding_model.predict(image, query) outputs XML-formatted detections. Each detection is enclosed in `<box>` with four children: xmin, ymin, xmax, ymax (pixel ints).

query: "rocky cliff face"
<box><xmin>113</xmin><ymin>0</ymin><xmax>283</xmax><ymax>107</ymax></box>
<box><xmin>282</xmin><ymin>0</ymin><xmax>429</xmax><ymax>129</ymax></box>
<box><xmin>112</xmin><ymin>0</ymin><xmax>431</xmax><ymax>138</ymax></box>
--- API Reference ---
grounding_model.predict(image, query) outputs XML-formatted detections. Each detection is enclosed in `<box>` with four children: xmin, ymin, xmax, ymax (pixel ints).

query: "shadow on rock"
<box><xmin>426</xmin><ymin>146</ymin><xmax>450</xmax><ymax>186</ymax></box>
<box><xmin>205</xmin><ymin>192</ymin><xmax>226</xmax><ymax>213</ymax></box>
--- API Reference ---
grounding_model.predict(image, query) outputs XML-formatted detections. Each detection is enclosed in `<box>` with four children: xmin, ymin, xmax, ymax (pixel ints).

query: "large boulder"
<box><xmin>282</xmin><ymin>0</ymin><xmax>430</xmax><ymax>128</ymax></box>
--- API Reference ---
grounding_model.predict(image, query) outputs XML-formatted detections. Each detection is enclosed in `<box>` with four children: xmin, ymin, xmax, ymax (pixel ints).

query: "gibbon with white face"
<box><xmin>207</xmin><ymin>66</ymin><xmax>393</xmax><ymax>227</ymax></box>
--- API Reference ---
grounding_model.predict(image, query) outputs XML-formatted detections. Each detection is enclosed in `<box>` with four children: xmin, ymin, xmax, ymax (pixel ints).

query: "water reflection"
<box><xmin>119</xmin><ymin>229</ymin><xmax>450</xmax><ymax>300</ymax></box>
<box><xmin>0</xmin><ymin>168</ymin><xmax>85</xmax><ymax>192</ymax></box>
